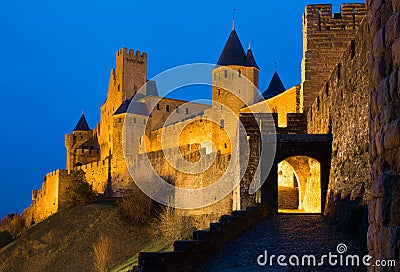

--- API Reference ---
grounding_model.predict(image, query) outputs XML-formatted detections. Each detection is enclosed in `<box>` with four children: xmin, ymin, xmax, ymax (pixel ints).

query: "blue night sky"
<box><xmin>0</xmin><ymin>0</ymin><xmax>353</xmax><ymax>217</ymax></box>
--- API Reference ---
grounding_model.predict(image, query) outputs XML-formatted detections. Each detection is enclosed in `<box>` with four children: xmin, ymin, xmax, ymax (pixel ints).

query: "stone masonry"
<box><xmin>367</xmin><ymin>0</ymin><xmax>400</xmax><ymax>269</ymax></box>
<box><xmin>302</xmin><ymin>4</ymin><xmax>366</xmax><ymax>111</ymax></box>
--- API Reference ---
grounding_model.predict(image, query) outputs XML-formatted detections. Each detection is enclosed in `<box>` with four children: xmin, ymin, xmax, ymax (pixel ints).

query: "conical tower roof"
<box><xmin>245</xmin><ymin>47</ymin><xmax>259</xmax><ymax>69</ymax></box>
<box><xmin>262</xmin><ymin>71</ymin><xmax>286</xmax><ymax>99</ymax></box>
<box><xmin>73</xmin><ymin>113</ymin><xmax>91</xmax><ymax>131</ymax></box>
<box><xmin>217</xmin><ymin>29</ymin><xmax>247</xmax><ymax>66</ymax></box>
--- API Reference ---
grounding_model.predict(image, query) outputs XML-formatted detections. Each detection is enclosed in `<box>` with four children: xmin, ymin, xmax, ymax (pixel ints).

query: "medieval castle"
<box><xmin>25</xmin><ymin>2</ymin><xmax>400</xmax><ymax>267</ymax></box>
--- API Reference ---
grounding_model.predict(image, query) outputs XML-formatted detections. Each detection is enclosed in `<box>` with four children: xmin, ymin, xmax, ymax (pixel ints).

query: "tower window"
<box><xmin>220</xmin><ymin>119</ymin><xmax>224</xmax><ymax>128</ymax></box>
<box><xmin>224</xmin><ymin>70</ymin><xmax>228</xmax><ymax>78</ymax></box>
<box><xmin>176</xmin><ymin>106</ymin><xmax>179</xmax><ymax>113</ymax></box>
<box><xmin>238</xmin><ymin>70</ymin><xmax>241</xmax><ymax>77</ymax></box>
<box><xmin>157</xmin><ymin>104</ymin><xmax>160</xmax><ymax>110</ymax></box>
<box><xmin>350</xmin><ymin>39</ymin><xmax>356</xmax><ymax>59</ymax></box>
<box><xmin>166</xmin><ymin>105</ymin><xmax>170</xmax><ymax>112</ymax></box>
<box><xmin>218</xmin><ymin>89</ymin><xmax>221</xmax><ymax>96</ymax></box>
<box><xmin>186</xmin><ymin>108</ymin><xmax>189</xmax><ymax>115</ymax></box>
<box><xmin>224</xmin><ymin>143</ymin><xmax>227</xmax><ymax>149</ymax></box>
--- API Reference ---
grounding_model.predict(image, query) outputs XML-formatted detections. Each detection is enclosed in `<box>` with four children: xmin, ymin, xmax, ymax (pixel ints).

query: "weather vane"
<box><xmin>232</xmin><ymin>8</ymin><xmax>237</xmax><ymax>30</ymax></box>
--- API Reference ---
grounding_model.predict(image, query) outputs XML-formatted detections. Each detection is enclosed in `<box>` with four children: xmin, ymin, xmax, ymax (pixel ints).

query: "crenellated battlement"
<box><xmin>116</xmin><ymin>47</ymin><xmax>147</xmax><ymax>63</ymax></box>
<box><xmin>304</xmin><ymin>4</ymin><xmax>366</xmax><ymax>31</ymax></box>
<box><xmin>75</xmin><ymin>159</ymin><xmax>108</xmax><ymax>170</ymax></box>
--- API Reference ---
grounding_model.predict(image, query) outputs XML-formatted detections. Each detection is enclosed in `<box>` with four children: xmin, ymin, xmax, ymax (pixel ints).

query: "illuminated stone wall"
<box><xmin>306</xmin><ymin>14</ymin><xmax>371</xmax><ymax>234</ymax></box>
<box><xmin>29</xmin><ymin>170</ymin><xmax>69</xmax><ymax>224</ymax></box>
<box><xmin>302</xmin><ymin>3</ymin><xmax>366</xmax><ymax>111</ymax></box>
<box><xmin>366</xmin><ymin>0</ymin><xmax>400</xmax><ymax>268</ymax></box>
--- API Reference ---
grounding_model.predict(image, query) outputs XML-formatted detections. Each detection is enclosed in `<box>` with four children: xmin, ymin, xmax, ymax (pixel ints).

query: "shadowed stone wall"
<box><xmin>307</xmin><ymin>18</ymin><xmax>371</xmax><ymax>236</ymax></box>
<box><xmin>367</xmin><ymin>0</ymin><xmax>400</xmax><ymax>269</ymax></box>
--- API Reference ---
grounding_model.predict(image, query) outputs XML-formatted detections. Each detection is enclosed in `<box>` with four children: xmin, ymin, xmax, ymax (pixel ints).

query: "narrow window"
<box><xmin>350</xmin><ymin>39</ymin><xmax>356</xmax><ymax>59</ymax></box>
<box><xmin>318</xmin><ymin>8</ymin><xmax>321</xmax><ymax>31</ymax></box>
<box><xmin>220</xmin><ymin>119</ymin><xmax>224</xmax><ymax>128</ymax></box>
<box><xmin>157</xmin><ymin>104</ymin><xmax>160</xmax><ymax>110</ymax></box>
<box><xmin>224</xmin><ymin>70</ymin><xmax>227</xmax><ymax>78</ymax></box>
<box><xmin>218</xmin><ymin>89</ymin><xmax>221</xmax><ymax>96</ymax></box>
<box><xmin>186</xmin><ymin>108</ymin><xmax>189</xmax><ymax>115</ymax></box>
<box><xmin>238</xmin><ymin>69</ymin><xmax>242</xmax><ymax>77</ymax></box>
<box><xmin>176</xmin><ymin>106</ymin><xmax>179</xmax><ymax>113</ymax></box>
<box><xmin>166</xmin><ymin>105</ymin><xmax>170</xmax><ymax>112</ymax></box>
<box><xmin>224</xmin><ymin>143</ymin><xmax>227</xmax><ymax>149</ymax></box>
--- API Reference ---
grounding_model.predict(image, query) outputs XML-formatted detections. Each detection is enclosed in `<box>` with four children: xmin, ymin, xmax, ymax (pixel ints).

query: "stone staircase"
<box><xmin>137</xmin><ymin>205</ymin><xmax>269</xmax><ymax>272</ymax></box>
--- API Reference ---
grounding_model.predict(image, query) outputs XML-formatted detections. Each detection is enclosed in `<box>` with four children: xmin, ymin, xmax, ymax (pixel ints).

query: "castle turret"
<box><xmin>65</xmin><ymin>113</ymin><xmax>99</xmax><ymax>171</ymax></box>
<box><xmin>212</xmin><ymin>25</ymin><xmax>260</xmax><ymax>152</ymax></box>
<box><xmin>99</xmin><ymin>48</ymin><xmax>148</xmax><ymax>161</ymax></box>
<box><xmin>212</xmin><ymin>27</ymin><xmax>259</xmax><ymax>114</ymax></box>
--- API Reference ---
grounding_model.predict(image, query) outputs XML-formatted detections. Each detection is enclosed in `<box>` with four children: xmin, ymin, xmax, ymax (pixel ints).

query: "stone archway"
<box><xmin>261</xmin><ymin>134</ymin><xmax>332</xmax><ymax>214</ymax></box>
<box><xmin>278</xmin><ymin>156</ymin><xmax>321</xmax><ymax>213</ymax></box>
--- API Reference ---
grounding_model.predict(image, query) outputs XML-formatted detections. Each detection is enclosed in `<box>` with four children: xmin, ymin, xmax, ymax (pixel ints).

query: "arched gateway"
<box><xmin>239</xmin><ymin>113</ymin><xmax>332</xmax><ymax>215</ymax></box>
<box><xmin>261</xmin><ymin>134</ymin><xmax>332</xmax><ymax>214</ymax></box>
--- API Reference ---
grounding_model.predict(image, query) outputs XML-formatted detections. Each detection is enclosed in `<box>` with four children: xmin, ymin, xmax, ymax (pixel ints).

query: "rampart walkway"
<box><xmin>196</xmin><ymin>214</ymin><xmax>366</xmax><ymax>272</ymax></box>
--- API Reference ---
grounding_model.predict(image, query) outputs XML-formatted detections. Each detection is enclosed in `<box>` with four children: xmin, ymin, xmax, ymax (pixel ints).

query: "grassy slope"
<box><xmin>0</xmin><ymin>203</ymin><xmax>167</xmax><ymax>272</ymax></box>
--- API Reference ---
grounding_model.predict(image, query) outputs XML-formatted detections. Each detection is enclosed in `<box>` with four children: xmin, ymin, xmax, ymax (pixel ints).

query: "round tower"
<box><xmin>212</xmin><ymin>27</ymin><xmax>259</xmax><ymax>115</ymax></box>
<box><xmin>211</xmin><ymin>25</ymin><xmax>260</xmax><ymax>152</ymax></box>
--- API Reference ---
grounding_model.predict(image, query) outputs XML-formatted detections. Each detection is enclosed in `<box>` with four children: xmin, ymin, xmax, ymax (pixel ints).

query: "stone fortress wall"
<box><xmin>366</xmin><ymin>0</ymin><xmax>400</xmax><ymax>267</ymax></box>
<box><xmin>302</xmin><ymin>3</ymin><xmax>366</xmax><ymax>111</ymax></box>
<box><xmin>26</xmin><ymin>170</ymin><xmax>69</xmax><ymax>223</ymax></box>
<box><xmin>306</xmin><ymin>12</ymin><xmax>371</xmax><ymax>234</ymax></box>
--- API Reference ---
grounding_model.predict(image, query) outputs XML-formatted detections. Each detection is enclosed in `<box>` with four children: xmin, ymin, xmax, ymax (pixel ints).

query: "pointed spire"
<box><xmin>73</xmin><ymin>113</ymin><xmax>91</xmax><ymax>131</ymax></box>
<box><xmin>262</xmin><ymin>71</ymin><xmax>286</xmax><ymax>99</ymax></box>
<box><xmin>245</xmin><ymin>45</ymin><xmax>259</xmax><ymax>69</ymax></box>
<box><xmin>217</xmin><ymin>27</ymin><xmax>246</xmax><ymax>66</ymax></box>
